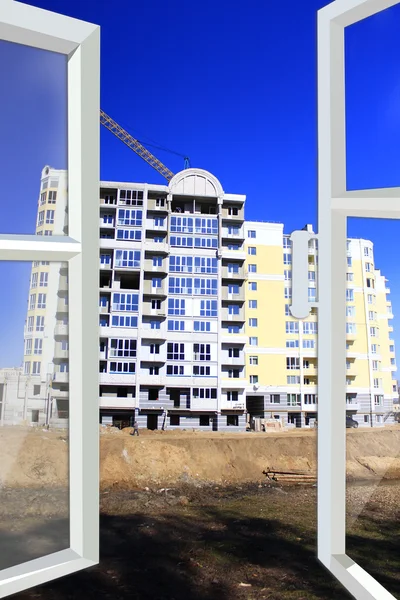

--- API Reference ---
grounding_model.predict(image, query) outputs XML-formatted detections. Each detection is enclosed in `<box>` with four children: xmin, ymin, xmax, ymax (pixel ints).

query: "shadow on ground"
<box><xmin>4</xmin><ymin>484</ymin><xmax>400</xmax><ymax>600</ymax></box>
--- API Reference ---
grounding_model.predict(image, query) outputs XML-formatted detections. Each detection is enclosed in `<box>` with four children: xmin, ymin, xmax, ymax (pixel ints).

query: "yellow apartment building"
<box><xmin>244</xmin><ymin>222</ymin><xmax>397</xmax><ymax>428</ymax></box>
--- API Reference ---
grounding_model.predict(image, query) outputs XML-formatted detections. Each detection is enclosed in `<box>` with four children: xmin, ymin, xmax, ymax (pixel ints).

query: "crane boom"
<box><xmin>100</xmin><ymin>109</ymin><xmax>175</xmax><ymax>182</ymax></box>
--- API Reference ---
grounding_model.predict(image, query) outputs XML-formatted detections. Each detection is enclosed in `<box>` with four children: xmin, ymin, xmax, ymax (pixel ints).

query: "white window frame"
<box><xmin>0</xmin><ymin>1</ymin><xmax>100</xmax><ymax>596</ymax></box>
<box><xmin>317</xmin><ymin>1</ymin><xmax>399</xmax><ymax>598</ymax></box>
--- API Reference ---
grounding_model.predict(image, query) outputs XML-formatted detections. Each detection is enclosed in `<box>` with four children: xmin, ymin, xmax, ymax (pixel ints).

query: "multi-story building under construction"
<box><xmin>0</xmin><ymin>165</ymin><xmax>397</xmax><ymax>430</ymax></box>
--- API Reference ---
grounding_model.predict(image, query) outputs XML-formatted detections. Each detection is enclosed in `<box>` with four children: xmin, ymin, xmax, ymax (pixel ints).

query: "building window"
<box><xmin>152</xmin><ymin>299</ymin><xmax>161</xmax><ymax>310</ymax></box>
<box><xmin>303</xmin><ymin>322</ymin><xmax>317</xmax><ymax>334</ymax></box>
<box><xmin>112</xmin><ymin>293</ymin><xmax>139</xmax><ymax>312</ymax></box>
<box><xmin>287</xmin><ymin>375</ymin><xmax>301</xmax><ymax>385</ymax></box>
<box><xmin>110</xmin><ymin>339</ymin><xmax>137</xmax><ymax>358</ymax></box>
<box><xmin>170</xmin><ymin>415</ymin><xmax>180</xmax><ymax>426</ymax></box>
<box><xmin>249</xmin><ymin>337</ymin><xmax>258</xmax><ymax>346</ymax></box>
<box><xmin>199</xmin><ymin>415</ymin><xmax>210</xmax><ymax>426</ymax></box>
<box><xmin>150</xmin><ymin>344</ymin><xmax>160</xmax><ymax>354</ymax></box>
<box><xmin>227</xmin><ymin>391</ymin><xmax>239</xmax><ymax>402</ymax></box>
<box><xmin>286</xmin><ymin>340</ymin><xmax>299</xmax><ymax>348</ymax></box>
<box><xmin>365</xmin><ymin>263</ymin><xmax>371</xmax><ymax>272</ymax></box>
<box><xmin>193</xmin><ymin>388</ymin><xmax>217</xmax><ymax>399</ymax></box>
<box><xmin>227</xmin><ymin>415</ymin><xmax>239</xmax><ymax>426</ymax></box>
<box><xmin>32</xmin><ymin>361</ymin><xmax>41</xmax><ymax>375</ymax></box>
<box><xmin>287</xmin><ymin>394</ymin><xmax>301</xmax><ymax>406</ymax></box>
<box><xmin>271</xmin><ymin>394</ymin><xmax>280</xmax><ymax>404</ymax></box>
<box><xmin>283</xmin><ymin>253</ymin><xmax>292</xmax><ymax>265</ymax></box>
<box><xmin>46</xmin><ymin>210</ymin><xmax>55</xmax><ymax>224</ymax></box>
<box><xmin>111</xmin><ymin>315</ymin><xmax>138</xmax><ymax>328</ymax></box>
<box><xmin>374</xmin><ymin>395</ymin><xmax>383</xmax><ymax>406</ymax></box>
<box><xmin>193</xmin><ymin>344</ymin><xmax>211</xmax><ymax>361</ymax></box>
<box><xmin>166</xmin><ymin>365</ymin><xmax>184</xmax><ymax>376</ymax></box>
<box><xmin>24</xmin><ymin>362</ymin><xmax>31</xmax><ymax>375</ymax></box>
<box><xmin>167</xmin><ymin>343</ymin><xmax>185</xmax><ymax>361</ymax></box>
<box><xmin>248</xmin><ymin>247</ymin><xmax>256</xmax><ymax>255</ymax></box>
<box><xmin>304</xmin><ymin>394</ymin><xmax>317</xmax><ymax>404</ymax></box>
<box><xmin>47</xmin><ymin>190</ymin><xmax>57</xmax><ymax>203</ymax></box>
<box><xmin>109</xmin><ymin>362</ymin><xmax>135</xmax><ymax>374</ymax></box>
<box><xmin>346</xmin><ymin>289</ymin><xmax>354</xmax><ymax>302</ymax></box>
<box><xmin>25</xmin><ymin>339</ymin><xmax>32</xmax><ymax>355</ymax></box>
<box><xmin>194</xmin><ymin>321</ymin><xmax>211</xmax><ymax>332</ymax></box>
<box><xmin>200</xmin><ymin>299</ymin><xmax>217</xmax><ymax>317</ymax></box>
<box><xmin>31</xmin><ymin>273</ymin><xmax>38</xmax><ymax>288</ymax></box>
<box><xmin>44</xmin><ymin>230</ymin><xmax>52</xmax><ymax>236</ymax></box>
<box><xmin>284</xmin><ymin>287</ymin><xmax>292</xmax><ymax>299</ymax></box>
<box><xmin>228</xmin><ymin>283</ymin><xmax>240</xmax><ymax>294</ymax></box>
<box><xmin>364</xmin><ymin>415</ymin><xmax>370</xmax><ymax>424</ymax></box>
<box><xmin>303</xmin><ymin>339</ymin><xmax>315</xmax><ymax>349</ymax></box>
<box><xmin>249</xmin><ymin>318</ymin><xmax>258</xmax><ymax>327</ymax></box>
<box><xmin>248</xmin><ymin>230</ymin><xmax>256</xmax><ymax>238</ymax></box>
<box><xmin>250</xmin><ymin>375</ymin><xmax>258</xmax><ymax>384</ymax></box>
<box><xmin>36</xmin><ymin>316</ymin><xmax>44</xmax><ymax>332</ymax></box>
<box><xmin>39</xmin><ymin>272</ymin><xmax>48</xmax><ymax>287</ymax></box>
<box><xmin>286</xmin><ymin>357</ymin><xmax>300</xmax><ymax>370</ymax></box>
<box><xmin>286</xmin><ymin>321</ymin><xmax>299</xmax><ymax>334</ymax></box>
<box><xmin>249</xmin><ymin>356</ymin><xmax>258</xmax><ymax>365</ymax></box>
<box><xmin>34</xmin><ymin>339</ymin><xmax>43</xmax><ymax>355</ymax></box>
<box><xmin>167</xmin><ymin>320</ymin><xmax>185</xmax><ymax>331</ymax></box>
<box><xmin>155</xmin><ymin>198</ymin><xmax>165</xmax><ymax>207</ymax></box>
<box><xmin>248</xmin><ymin>282</ymin><xmax>257</xmax><ymax>291</ymax></box>
<box><xmin>249</xmin><ymin>300</ymin><xmax>257</xmax><ymax>309</ymax></box>
<box><xmin>248</xmin><ymin>264</ymin><xmax>257</xmax><ymax>273</ymax></box>
<box><xmin>228</xmin><ymin>206</ymin><xmax>239</xmax><ymax>216</ymax></box>
<box><xmin>229</xmin><ymin>348</ymin><xmax>240</xmax><ymax>358</ymax></box>
<box><xmin>193</xmin><ymin>365</ymin><xmax>211</xmax><ymax>376</ymax></box>
<box><xmin>115</xmin><ymin>250</ymin><xmax>141</xmax><ymax>268</ymax></box>
<box><xmin>168</xmin><ymin>298</ymin><xmax>186</xmax><ymax>316</ymax></box>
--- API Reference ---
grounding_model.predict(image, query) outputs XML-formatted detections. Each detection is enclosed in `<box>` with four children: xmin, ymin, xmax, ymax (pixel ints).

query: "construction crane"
<box><xmin>100</xmin><ymin>110</ymin><xmax>190</xmax><ymax>182</ymax></box>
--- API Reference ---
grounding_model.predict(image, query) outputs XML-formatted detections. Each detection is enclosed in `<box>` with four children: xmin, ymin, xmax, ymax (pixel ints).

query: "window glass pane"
<box><xmin>346</xmin><ymin>217</ymin><xmax>399</xmax><ymax>595</ymax></box>
<box><xmin>0</xmin><ymin>40</ymin><xmax>67</xmax><ymax>235</ymax></box>
<box><xmin>0</xmin><ymin>261</ymin><xmax>69</xmax><ymax>570</ymax></box>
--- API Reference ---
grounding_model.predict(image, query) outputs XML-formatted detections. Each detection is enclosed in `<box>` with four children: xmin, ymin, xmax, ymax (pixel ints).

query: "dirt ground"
<box><xmin>1</xmin><ymin>425</ymin><xmax>400</xmax><ymax>599</ymax></box>
<box><xmin>1</xmin><ymin>424</ymin><xmax>400</xmax><ymax>490</ymax></box>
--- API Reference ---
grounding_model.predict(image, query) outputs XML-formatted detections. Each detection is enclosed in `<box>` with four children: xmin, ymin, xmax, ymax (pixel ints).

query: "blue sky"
<box><xmin>0</xmin><ymin>0</ymin><xmax>399</xmax><ymax>368</ymax></box>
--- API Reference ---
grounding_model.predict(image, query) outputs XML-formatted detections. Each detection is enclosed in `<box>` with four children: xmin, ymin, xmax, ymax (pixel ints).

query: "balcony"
<box><xmin>143</xmin><ymin>259</ymin><xmax>167</xmax><ymax>273</ymax></box>
<box><xmin>142</xmin><ymin>281</ymin><xmax>167</xmax><ymax>296</ymax></box>
<box><xmin>220</xmin><ymin>249</ymin><xmax>246</xmax><ymax>261</ymax></box>
<box><xmin>58</xmin><ymin>276</ymin><xmax>68</xmax><ymax>292</ymax></box>
<box><xmin>51</xmin><ymin>389</ymin><xmax>69</xmax><ymax>399</ymax></box>
<box><xmin>99</xmin><ymin>218</ymin><xmax>115</xmax><ymax>229</ymax></box>
<box><xmin>303</xmin><ymin>364</ymin><xmax>317</xmax><ymax>376</ymax></box>
<box><xmin>147</xmin><ymin>198</ymin><xmax>168</xmax><ymax>212</ymax></box>
<box><xmin>221</xmin><ymin>307</ymin><xmax>245</xmax><ymax>322</ymax></box>
<box><xmin>221</xmin><ymin>266</ymin><xmax>247</xmax><ymax>280</ymax></box>
<box><xmin>346</xmin><ymin>365</ymin><xmax>357</xmax><ymax>377</ymax></box>
<box><xmin>140</xmin><ymin>328</ymin><xmax>168</xmax><ymax>341</ymax></box>
<box><xmin>220</xmin><ymin>399</ymin><xmax>245</xmax><ymax>411</ymax></box>
<box><xmin>55</xmin><ymin>323</ymin><xmax>68</xmax><ymax>337</ymax></box>
<box><xmin>144</xmin><ymin>241</ymin><xmax>169</xmax><ymax>253</ymax></box>
<box><xmin>221</xmin><ymin>355</ymin><xmax>246</xmax><ymax>366</ymax></box>
<box><xmin>221</xmin><ymin>334</ymin><xmax>248</xmax><ymax>345</ymax></box>
<box><xmin>221</xmin><ymin>287</ymin><xmax>245</xmax><ymax>302</ymax></box>
<box><xmin>221</xmin><ymin>377</ymin><xmax>247</xmax><ymax>388</ymax></box>
<box><xmin>100</xmin><ymin>396</ymin><xmax>136</xmax><ymax>410</ymax></box>
<box><xmin>346</xmin><ymin>332</ymin><xmax>356</xmax><ymax>342</ymax></box>
<box><xmin>54</xmin><ymin>346</ymin><xmax>68</xmax><ymax>360</ymax></box>
<box><xmin>346</xmin><ymin>400</ymin><xmax>360</xmax><ymax>411</ymax></box>
<box><xmin>100</xmin><ymin>261</ymin><xmax>112</xmax><ymax>271</ymax></box>
<box><xmin>146</xmin><ymin>218</ymin><xmax>167</xmax><ymax>231</ymax></box>
<box><xmin>53</xmin><ymin>372</ymin><xmax>69</xmax><ymax>384</ymax></box>
<box><xmin>99</xmin><ymin>372</ymin><xmax>136</xmax><ymax>385</ymax></box>
<box><xmin>57</xmin><ymin>298</ymin><xmax>68</xmax><ymax>313</ymax></box>
<box><xmin>191</xmin><ymin>397</ymin><xmax>218</xmax><ymax>411</ymax></box>
<box><xmin>142</xmin><ymin>304</ymin><xmax>166</xmax><ymax>318</ymax></box>
<box><xmin>221</xmin><ymin>207</ymin><xmax>244</xmax><ymax>221</ymax></box>
<box><xmin>221</xmin><ymin>228</ymin><xmax>245</xmax><ymax>240</ymax></box>
<box><xmin>138</xmin><ymin>375</ymin><xmax>164</xmax><ymax>386</ymax></box>
<box><xmin>100</xmin><ymin>197</ymin><xmax>117</xmax><ymax>207</ymax></box>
